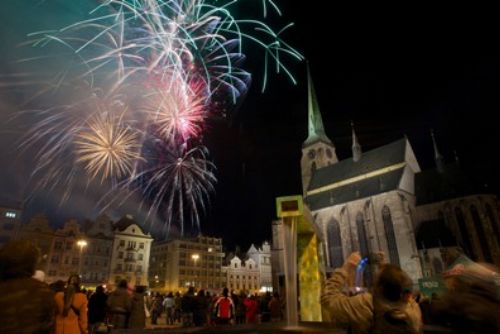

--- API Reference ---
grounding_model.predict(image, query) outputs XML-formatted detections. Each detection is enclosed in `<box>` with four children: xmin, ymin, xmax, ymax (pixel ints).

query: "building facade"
<box><xmin>246</xmin><ymin>242</ymin><xmax>273</xmax><ymax>292</ymax></box>
<box><xmin>149</xmin><ymin>235</ymin><xmax>225</xmax><ymax>293</ymax></box>
<box><xmin>82</xmin><ymin>214</ymin><xmax>114</xmax><ymax>286</ymax></box>
<box><xmin>0</xmin><ymin>205</ymin><xmax>22</xmax><ymax>246</ymax></box>
<box><xmin>302</xmin><ymin>72</ymin><xmax>422</xmax><ymax>282</ymax></box>
<box><xmin>222</xmin><ymin>256</ymin><xmax>260</xmax><ymax>293</ymax></box>
<box><xmin>46</xmin><ymin>219</ymin><xmax>86</xmax><ymax>283</ymax></box>
<box><xmin>8</xmin><ymin>213</ymin><xmax>154</xmax><ymax>286</ymax></box>
<box><xmin>109</xmin><ymin>215</ymin><xmax>153</xmax><ymax>287</ymax></box>
<box><xmin>413</xmin><ymin>134</ymin><xmax>500</xmax><ymax>268</ymax></box>
<box><xmin>415</xmin><ymin>193</ymin><xmax>500</xmax><ymax>268</ymax></box>
<box><xmin>417</xmin><ymin>246</ymin><xmax>463</xmax><ymax>278</ymax></box>
<box><xmin>294</xmin><ymin>71</ymin><xmax>500</xmax><ymax>286</ymax></box>
<box><xmin>271</xmin><ymin>220</ymin><xmax>286</xmax><ymax>293</ymax></box>
<box><xmin>17</xmin><ymin>213</ymin><xmax>56</xmax><ymax>274</ymax></box>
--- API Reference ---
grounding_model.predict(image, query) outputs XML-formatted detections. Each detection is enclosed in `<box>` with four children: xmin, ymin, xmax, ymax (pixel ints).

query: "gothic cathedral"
<box><xmin>301</xmin><ymin>68</ymin><xmax>500</xmax><ymax>284</ymax></box>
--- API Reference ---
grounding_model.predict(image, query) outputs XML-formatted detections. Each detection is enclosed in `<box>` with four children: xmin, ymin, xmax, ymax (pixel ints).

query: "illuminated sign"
<box><xmin>276</xmin><ymin>195</ymin><xmax>303</xmax><ymax>218</ymax></box>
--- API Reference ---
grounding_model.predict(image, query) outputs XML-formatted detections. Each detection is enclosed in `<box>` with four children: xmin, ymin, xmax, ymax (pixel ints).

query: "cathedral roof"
<box><xmin>416</xmin><ymin>218</ymin><xmax>457</xmax><ymax>249</ymax></box>
<box><xmin>307</xmin><ymin>138</ymin><xmax>407</xmax><ymax>192</ymax></box>
<box><xmin>306</xmin><ymin>167</ymin><xmax>405</xmax><ymax>210</ymax></box>
<box><xmin>415</xmin><ymin>162</ymin><xmax>487</xmax><ymax>205</ymax></box>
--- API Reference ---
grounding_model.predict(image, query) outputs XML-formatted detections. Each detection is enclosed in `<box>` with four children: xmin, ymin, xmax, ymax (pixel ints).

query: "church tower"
<box><xmin>301</xmin><ymin>66</ymin><xmax>337</xmax><ymax>195</ymax></box>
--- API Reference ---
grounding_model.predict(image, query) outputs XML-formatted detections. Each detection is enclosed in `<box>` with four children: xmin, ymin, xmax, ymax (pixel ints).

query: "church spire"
<box><xmin>304</xmin><ymin>64</ymin><xmax>331</xmax><ymax>145</ymax></box>
<box><xmin>351</xmin><ymin>121</ymin><xmax>362</xmax><ymax>162</ymax></box>
<box><xmin>301</xmin><ymin>64</ymin><xmax>337</xmax><ymax>195</ymax></box>
<box><xmin>431</xmin><ymin>129</ymin><xmax>445</xmax><ymax>173</ymax></box>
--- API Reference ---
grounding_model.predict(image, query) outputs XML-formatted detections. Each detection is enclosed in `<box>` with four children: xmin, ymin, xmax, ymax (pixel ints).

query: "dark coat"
<box><xmin>88</xmin><ymin>291</ymin><xmax>108</xmax><ymax>324</ymax></box>
<box><xmin>128</xmin><ymin>292</ymin><xmax>146</xmax><ymax>329</ymax></box>
<box><xmin>0</xmin><ymin>277</ymin><xmax>56</xmax><ymax>334</ymax></box>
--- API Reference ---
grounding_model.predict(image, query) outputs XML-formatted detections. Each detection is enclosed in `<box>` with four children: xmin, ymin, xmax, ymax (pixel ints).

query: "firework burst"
<box><xmin>14</xmin><ymin>0</ymin><xmax>303</xmax><ymax>237</ymax></box>
<box><xmin>134</xmin><ymin>142</ymin><xmax>216</xmax><ymax>235</ymax></box>
<box><xmin>75</xmin><ymin>112</ymin><xmax>143</xmax><ymax>183</ymax></box>
<box><xmin>143</xmin><ymin>74</ymin><xmax>207</xmax><ymax>143</ymax></box>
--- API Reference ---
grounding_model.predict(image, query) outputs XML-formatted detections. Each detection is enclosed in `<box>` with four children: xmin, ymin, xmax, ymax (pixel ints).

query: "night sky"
<box><xmin>1</xmin><ymin>2</ymin><xmax>499</xmax><ymax>251</ymax></box>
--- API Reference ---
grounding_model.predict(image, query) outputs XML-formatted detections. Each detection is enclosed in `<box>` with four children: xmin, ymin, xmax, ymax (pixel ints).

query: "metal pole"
<box><xmin>282</xmin><ymin>216</ymin><xmax>298</xmax><ymax>327</ymax></box>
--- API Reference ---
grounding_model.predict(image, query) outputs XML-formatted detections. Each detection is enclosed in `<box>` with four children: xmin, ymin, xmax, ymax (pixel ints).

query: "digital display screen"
<box><xmin>276</xmin><ymin>195</ymin><xmax>303</xmax><ymax>218</ymax></box>
<box><xmin>281</xmin><ymin>200</ymin><xmax>299</xmax><ymax>212</ymax></box>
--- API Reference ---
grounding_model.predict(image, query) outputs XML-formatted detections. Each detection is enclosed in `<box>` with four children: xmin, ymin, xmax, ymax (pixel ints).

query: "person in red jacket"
<box><xmin>243</xmin><ymin>294</ymin><xmax>259</xmax><ymax>324</ymax></box>
<box><xmin>213</xmin><ymin>288</ymin><xmax>235</xmax><ymax>325</ymax></box>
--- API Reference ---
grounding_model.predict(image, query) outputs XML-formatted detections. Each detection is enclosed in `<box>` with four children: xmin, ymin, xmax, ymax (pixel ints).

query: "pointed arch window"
<box><xmin>311</xmin><ymin>161</ymin><xmax>317</xmax><ymax>173</ymax></box>
<box><xmin>382</xmin><ymin>206</ymin><xmax>400</xmax><ymax>266</ymax></box>
<box><xmin>470</xmin><ymin>205</ymin><xmax>492</xmax><ymax>262</ymax></box>
<box><xmin>356</xmin><ymin>213</ymin><xmax>369</xmax><ymax>257</ymax></box>
<box><xmin>327</xmin><ymin>219</ymin><xmax>343</xmax><ymax>269</ymax></box>
<box><xmin>356</xmin><ymin>213</ymin><xmax>371</xmax><ymax>286</ymax></box>
<box><xmin>455</xmin><ymin>207</ymin><xmax>473</xmax><ymax>258</ymax></box>
<box><xmin>432</xmin><ymin>257</ymin><xmax>443</xmax><ymax>274</ymax></box>
<box><xmin>485</xmin><ymin>204</ymin><xmax>500</xmax><ymax>245</ymax></box>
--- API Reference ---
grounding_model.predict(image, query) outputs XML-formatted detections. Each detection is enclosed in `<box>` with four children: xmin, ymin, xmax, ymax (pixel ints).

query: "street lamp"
<box><xmin>192</xmin><ymin>254</ymin><xmax>199</xmax><ymax>287</ymax></box>
<box><xmin>76</xmin><ymin>239</ymin><xmax>88</xmax><ymax>278</ymax></box>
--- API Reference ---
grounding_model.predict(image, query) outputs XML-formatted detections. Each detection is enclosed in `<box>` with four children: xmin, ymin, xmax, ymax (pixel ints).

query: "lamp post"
<box><xmin>192</xmin><ymin>253</ymin><xmax>199</xmax><ymax>287</ymax></box>
<box><xmin>76</xmin><ymin>239</ymin><xmax>88</xmax><ymax>278</ymax></box>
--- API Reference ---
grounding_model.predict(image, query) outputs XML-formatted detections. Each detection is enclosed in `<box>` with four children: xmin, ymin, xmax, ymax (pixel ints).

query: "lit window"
<box><xmin>5</xmin><ymin>212</ymin><xmax>16</xmax><ymax>219</ymax></box>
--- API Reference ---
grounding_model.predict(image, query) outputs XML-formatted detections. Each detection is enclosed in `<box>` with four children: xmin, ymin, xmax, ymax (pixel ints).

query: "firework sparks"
<box><xmin>75</xmin><ymin>112</ymin><xmax>143</xmax><ymax>183</ymax></box>
<box><xmin>134</xmin><ymin>143</ymin><xmax>216</xmax><ymax>236</ymax></box>
<box><xmin>143</xmin><ymin>74</ymin><xmax>207</xmax><ymax>143</ymax></box>
<box><xmin>14</xmin><ymin>0</ymin><xmax>302</xmax><ymax>237</ymax></box>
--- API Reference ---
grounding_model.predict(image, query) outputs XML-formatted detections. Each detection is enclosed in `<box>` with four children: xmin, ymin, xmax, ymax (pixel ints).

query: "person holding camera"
<box><xmin>321</xmin><ymin>252</ymin><xmax>422</xmax><ymax>334</ymax></box>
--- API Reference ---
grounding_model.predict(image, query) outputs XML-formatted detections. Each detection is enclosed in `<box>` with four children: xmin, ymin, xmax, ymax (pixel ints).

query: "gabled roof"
<box><xmin>415</xmin><ymin>163</ymin><xmax>487</xmax><ymax>205</ymax></box>
<box><xmin>308</xmin><ymin>138</ymin><xmax>407</xmax><ymax>191</ymax></box>
<box><xmin>305</xmin><ymin>138</ymin><xmax>409</xmax><ymax>210</ymax></box>
<box><xmin>416</xmin><ymin>218</ymin><xmax>457</xmax><ymax>249</ymax></box>
<box><xmin>306</xmin><ymin>167</ymin><xmax>405</xmax><ymax>211</ymax></box>
<box><xmin>113</xmin><ymin>215</ymin><xmax>146</xmax><ymax>234</ymax></box>
<box><xmin>247</xmin><ymin>244</ymin><xmax>258</xmax><ymax>254</ymax></box>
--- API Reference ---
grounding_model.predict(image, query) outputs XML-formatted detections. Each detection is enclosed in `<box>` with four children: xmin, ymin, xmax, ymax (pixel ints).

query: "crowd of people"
<box><xmin>142</xmin><ymin>286</ymin><xmax>283</xmax><ymax>327</ymax></box>
<box><xmin>0</xmin><ymin>240</ymin><xmax>284</xmax><ymax>334</ymax></box>
<box><xmin>321</xmin><ymin>252</ymin><xmax>500</xmax><ymax>334</ymax></box>
<box><xmin>2</xmin><ymin>239</ymin><xmax>500</xmax><ymax>334</ymax></box>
